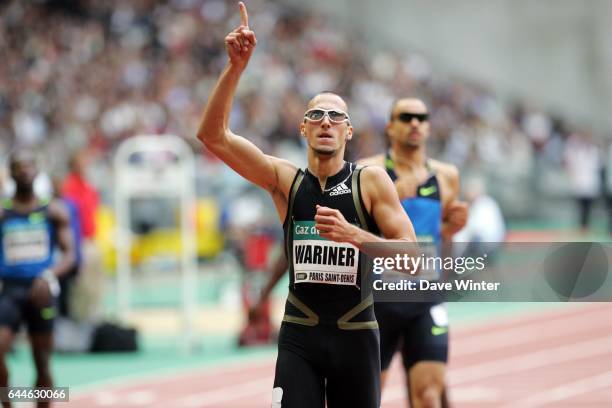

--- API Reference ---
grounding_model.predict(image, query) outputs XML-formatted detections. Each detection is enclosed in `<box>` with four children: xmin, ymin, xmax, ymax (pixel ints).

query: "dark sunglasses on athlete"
<box><xmin>304</xmin><ymin>109</ymin><xmax>350</xmax><ymax>124</ymax></box>
<box><xmin>396</xmin><ymin>112</ymin><xmax>429</xmax><ymax>123</ymax></box>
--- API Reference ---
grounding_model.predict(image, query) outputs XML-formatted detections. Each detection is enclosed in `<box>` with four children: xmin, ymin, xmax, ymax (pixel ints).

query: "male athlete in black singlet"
<box><xmin>197</xmin><ymin>4</ymin><xmax>417</xmax><ymax>407</ymax></box>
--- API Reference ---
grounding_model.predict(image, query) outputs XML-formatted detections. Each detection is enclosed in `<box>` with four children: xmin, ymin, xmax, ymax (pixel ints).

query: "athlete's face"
<box><xmin>300</xmin><ymin>94</ymin><xmax>353</xmax><ymax>157</ymax></box>
<box><xmin>10</xmin><ymin>155</ymin><xmax>38</xmax><ymax>190</ymax></box>
<box><xmin>387</xmin><ymin>99</ymin><xmax>430</xmax><ymax>148</ymax></box>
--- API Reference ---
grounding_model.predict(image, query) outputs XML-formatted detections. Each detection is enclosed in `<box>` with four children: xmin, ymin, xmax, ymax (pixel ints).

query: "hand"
<box><xmin>224</xmin><ymin>2</ymin><xmax>257</xmax><ymax>69</ymax></box>
<box><xmin>30</xmin><ymin>277</ymin><xmax>52</xmax><ymax>308</ymax></box>
<box><xmin>314</xmin><ymin>205</ymin><xmax>359</xmax><ymax>244</ymax></box>
<box><xmin>248</xmin><ymin>301</ymin><xmax>266</xmax><ymax>322</ymax></box>
<box><xmin>394</xmin><ymin>177</ymin><xmax>417</xmax><ymax>200</ymax></box>
<box><xmin>443</xmin><ymin>200</ymin><xmax>468</xmax><ymax>236</ymax></box>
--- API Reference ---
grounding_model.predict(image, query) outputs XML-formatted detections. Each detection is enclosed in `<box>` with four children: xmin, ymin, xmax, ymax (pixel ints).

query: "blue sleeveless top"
<box><xmin>384</xmin><ymin>152</ymin><xmax>442</xmax><ymax>244</ymax></box>
<box><xmin>0</xmin><ymin>198</ymin><xmax>56</xmax><ymax>279</ymax></box>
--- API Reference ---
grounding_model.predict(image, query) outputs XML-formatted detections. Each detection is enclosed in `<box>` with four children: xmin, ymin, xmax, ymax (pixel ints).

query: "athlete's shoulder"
<box><xmin>429</xmin><ymin>159</ymin><xmax>459</xmax><ymax>182</ymax></box>
<box><xmin>47</xmin><ymin>198</ymin><xmax>70</xmax><ymax>222</ymax></box>
<box><xmin>268</xmin><ymin>156</ymin><xmax>299</xmax><ymax>172</ymax></box>
<box><xmin>356</xmin><ymin>153</ymin><xmax>385</xmax><ymax>168</ymax></box>
<box><xmin>355</xmin><ymin>165</ymin><xmax>395</xmax><ymax>215</ymax></box>
<box><xmin>359</xmin><ymin>165</ymin><xmax>393</xmax><ymax>187</ymax></box>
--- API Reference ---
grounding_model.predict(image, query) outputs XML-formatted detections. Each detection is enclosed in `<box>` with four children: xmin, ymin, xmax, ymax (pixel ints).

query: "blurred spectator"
<box><xmin>61</xmin><ymin>150</ymin><xmax>103</xmax><ymax>321</ymax></box>
<box><xmin>563</xmin><ymin>131</ymin><xmax>601</xmax><ymax>232</ymax></box>
<box><xmin>603</xmin><ymin>139</ymin><xmax>612</xmax><ymax>235</ymax></box>
<box><xmin>454</xmin><ymin>177</ymin><xmax>506</xmax><ymax>259</ymax></box>
<box><xmin>0</xmin><ymin>166</ymin><xmax>6</xmax><ymax>199</ymax></box>
<box><xmin>62</xmin><ymin>151</ymin><xmax>99</xmax><ymax>241</ymax></box>
<box><xmin>52</xmin><ymin>175</ymin><xmax>83</xmax><ymax>319</ymax></box>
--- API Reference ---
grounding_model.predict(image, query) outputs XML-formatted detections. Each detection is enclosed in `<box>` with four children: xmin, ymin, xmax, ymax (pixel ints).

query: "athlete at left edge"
<box><xmin>0</xmin><ymin>150</ymin><xmax>76</xmax><ymax>408</ymax></box>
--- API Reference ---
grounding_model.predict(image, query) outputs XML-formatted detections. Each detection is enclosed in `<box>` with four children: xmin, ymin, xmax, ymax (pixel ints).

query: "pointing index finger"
<box><xmin>239</xmin><ymin>2</ymin><xmax>249</xmax><ymax>27</ymax></box>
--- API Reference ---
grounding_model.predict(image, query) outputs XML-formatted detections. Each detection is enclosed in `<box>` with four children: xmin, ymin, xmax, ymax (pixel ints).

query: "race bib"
<box><xmin>292</xmin><ymin>221</ymin><xmax>359</xmax><ymax>286</ymax></box>
<box><xmin>2</xmin><ymin>223</ymin><xmax>50</xmax><ymax>265</ymax></box>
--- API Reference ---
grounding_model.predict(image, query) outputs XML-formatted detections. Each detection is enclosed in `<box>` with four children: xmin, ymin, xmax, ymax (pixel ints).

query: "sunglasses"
<box><xmin>395</xmin><ymin>112</ymin><xmax>429</xmax><ymax>123</ymax></box>
<box><xmin>304</xmin><ymin>109</ymin><xmax>350</xmax><ymax>124</ymax></box>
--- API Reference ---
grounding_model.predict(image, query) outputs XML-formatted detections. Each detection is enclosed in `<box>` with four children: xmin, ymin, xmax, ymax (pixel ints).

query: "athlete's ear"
<box><xmin>385</xmin><ymin>120</ymin><xmax>393</xmax><ymax>134</ymax></box>
<box><xmin>346</xmin><ymin>124</ymin><xmax>353</xmax><ymax>141</ymax></box>
<box><xmin>300</xmin><ymin>122</ymin><xmax>306</xmax><ymax>138</ymax></box>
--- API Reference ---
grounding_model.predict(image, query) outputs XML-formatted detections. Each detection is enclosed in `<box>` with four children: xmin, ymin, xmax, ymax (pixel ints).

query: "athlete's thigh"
<box><xmin>24</xmin><ymin>292</ymin><xmax>56</xmax><ymax>335</ymax></box>
<box><xmin>403</xmin><ymin>304</ymin><xmax>448</xmax><ymax>408</ymax></box>
<box><xmin>326</xmin><ymin>328</ymin><xmax>381</xmax><ymax>408</ymax></box>
<box><xmin>401</xmin><ymin>303</ymin><xmax>448</xmax><ymax>371</ymax></box>
<box><xmin>273</xmin><ymin>323</ymin><xmax>325</xmax><ymax>408</ymax></box>
<box><xmin>0</xmin><ymin>287</ymin><xmax>24</xmax><ymax>334</ymax></box>
<box><xmin>374</xmin><ymin>302</ymin><xmax>403</xmax><ymax>371</ymax></box>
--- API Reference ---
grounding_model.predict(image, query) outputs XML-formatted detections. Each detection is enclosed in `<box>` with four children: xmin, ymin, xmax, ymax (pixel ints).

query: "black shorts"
<box><xmin>375</xmin><ymin>301</ymin><xmax>448</xmax><ymax>371</ymax></box>
<box><xmin>273</xmin><ymin>321</ymin><xmax>380</xmax><ymax>408</ymax></box>
<box><xmin>0</xmin><ymin>278</ymin><xmax>56</xmax><ymax>334</ymax></box>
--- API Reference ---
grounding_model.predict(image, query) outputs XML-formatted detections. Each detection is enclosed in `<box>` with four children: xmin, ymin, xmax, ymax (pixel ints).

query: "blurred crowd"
<box><xmin>0</xmin><ymin>0</ymin><xmax>608</xmax><ymax>227</ymax></box>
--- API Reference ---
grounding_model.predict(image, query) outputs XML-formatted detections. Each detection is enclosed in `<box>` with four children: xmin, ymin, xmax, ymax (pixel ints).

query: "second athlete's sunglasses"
<box><xmin>395</xmin><ymin>112</ymin><xmax>429</xmax><ymax>123</ymax></box>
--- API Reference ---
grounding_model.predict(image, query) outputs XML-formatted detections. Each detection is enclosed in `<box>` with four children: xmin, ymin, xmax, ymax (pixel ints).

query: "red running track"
<box><xmin>69</xmin><ymin>304</ymin><xmax>612</xmax><ymax>407</ymax></box>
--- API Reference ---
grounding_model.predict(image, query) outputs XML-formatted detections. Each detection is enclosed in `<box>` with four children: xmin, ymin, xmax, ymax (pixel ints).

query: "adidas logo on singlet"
<box><xmin>329</xmin><ymin>182</ymin><xmax>351</xmax><ymax>196</ymax></box>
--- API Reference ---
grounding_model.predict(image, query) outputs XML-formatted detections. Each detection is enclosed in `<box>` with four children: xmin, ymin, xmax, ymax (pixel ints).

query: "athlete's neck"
<box><xmin>307</xmin><ymin>151</ymin><xmax>346</xmax><ymax>190</ymax></box>
<box><xmin>14</xmin><ymin>187</ymin><xmax>35</xmax><ymax>202</ymax></box>
<box><xmin>12</xmin><ymin>189</ymin><xmax>39</xmax><ymax>211</ymax></box>
<box><xmin>390</xmin><ymin>142</ymin><xmax>428</xmax><ymax>173</ymax></box>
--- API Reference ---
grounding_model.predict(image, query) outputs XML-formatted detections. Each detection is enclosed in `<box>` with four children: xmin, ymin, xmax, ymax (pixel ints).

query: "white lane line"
<box><xmin>450</xmin><ymin>335</ymin><xmax>612</xmax><ymax>386</ymax></box>
<box><xmin>382</xmin><ymin>335</ymin><xmax>612</xmax><ymax>404</ymax></box>
<box><xmin>452</xmin><ymin>305</ymin><xmax>612</xmax><ymax>357</ymax></box>
<box><xmin>70</xmin><ymin>356</ymin><xmax>275</xmax><ymax>397</ymax></box>
<box><xmin>93</xmin><ymin>392</ymin><xmax>119</xmax><ymax>406</ymax></box>
<box><xmin>452</xmin><ymin>304</ymin><xmax>606</xmax><ymax>336</ymax></box>
<box><xmin>500</xmin><ymin>370</ymin><xmax>612</xmax><ymax>408</ymax></box>
<box><xmin>125</xmin><ymin>391</ymin><xmax>157</xmax><ymax>406</ymax></box>
<box><xmin>171</xmin><ymin>377</ymin><xmax>273</xmax><ymax>408</ymax></box>
<box><xmin>382</xmin><ymin>385</ymin><xmax>500</xmax><ymax>405</ymax></box>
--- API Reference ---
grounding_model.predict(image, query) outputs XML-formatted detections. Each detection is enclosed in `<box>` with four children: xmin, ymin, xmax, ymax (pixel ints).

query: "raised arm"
<box><xmin>196</xmin><ymin>2</ymin><xmax>296</xmax><ymax>193</ymax></box>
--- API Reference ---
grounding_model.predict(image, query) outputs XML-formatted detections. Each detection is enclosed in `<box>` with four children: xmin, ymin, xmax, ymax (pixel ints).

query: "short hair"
<box><xmin>307</xmin><ymin>91</ymin><xmax>348</xmax><ymax>112</ymax></box>
<box><xmin>389</xmin><ymin>97</ymin><xmax>429</xmax><ymax>120</ymax></box>
<box><xmin>9</xmin><ymin>149</ymin><xmax>36</xmax><ymax>170</ymax></box>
